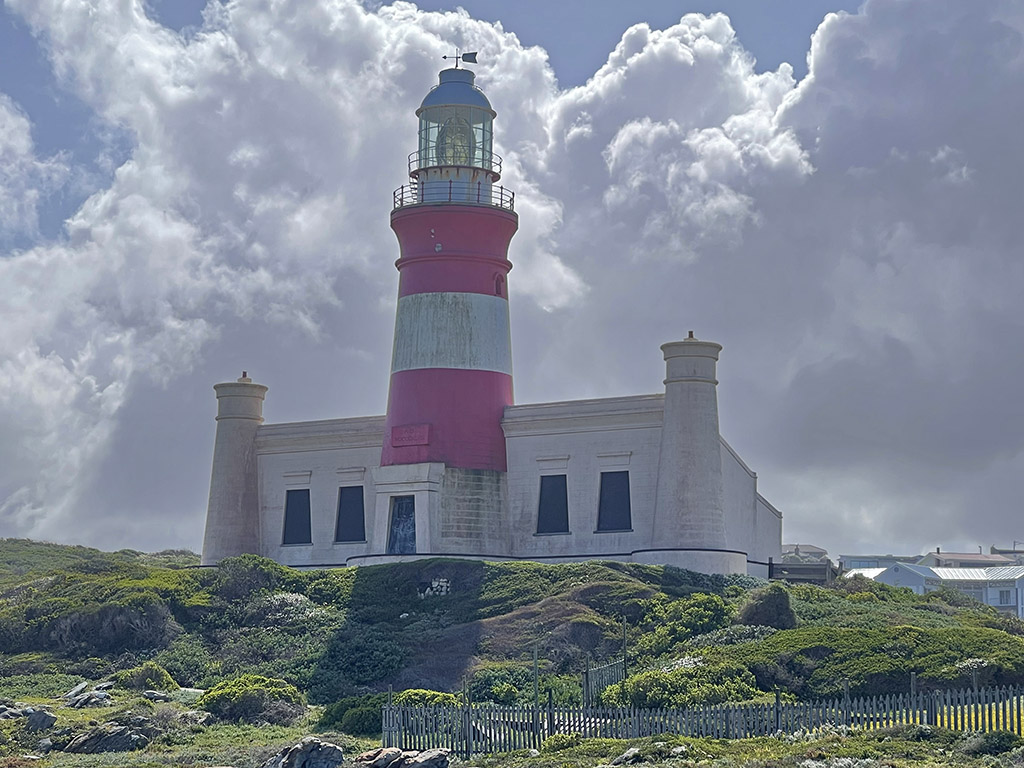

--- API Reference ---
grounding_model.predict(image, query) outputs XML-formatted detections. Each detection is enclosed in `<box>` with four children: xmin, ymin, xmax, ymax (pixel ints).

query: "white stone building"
<box><xmin>201</xmin><ymin>66</ymin><xmax>783</xmax><ymax>576</ymax></box>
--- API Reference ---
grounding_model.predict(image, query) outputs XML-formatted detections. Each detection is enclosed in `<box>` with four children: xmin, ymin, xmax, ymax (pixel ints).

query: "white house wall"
<box><xmin>256</xmin><ymin>416</ymin><xmax>384</xmax><ymax>567</ymax></box>
<box><xmin>502</xmin><ymin>394</ymin><xmax>664</xmax><ymax>561</ymax></box>
<box><xmin>247</xmin><ymin>395</ymin><xmax>778</xmax><ymax>573</ymax></box>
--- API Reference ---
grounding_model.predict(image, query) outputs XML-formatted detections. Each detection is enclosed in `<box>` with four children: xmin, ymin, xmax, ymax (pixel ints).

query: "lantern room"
<box><xmin>415</xmin><ymin>68</ymin><xmax>499</xmax><ymax>176</ymax></box>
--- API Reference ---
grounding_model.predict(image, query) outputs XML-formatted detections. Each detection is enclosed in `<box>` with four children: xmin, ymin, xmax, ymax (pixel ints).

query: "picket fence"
<box><xmin>382</xmin><ymin>685</ymin><xmax>1024</xmax><ymax>757</ymax></box>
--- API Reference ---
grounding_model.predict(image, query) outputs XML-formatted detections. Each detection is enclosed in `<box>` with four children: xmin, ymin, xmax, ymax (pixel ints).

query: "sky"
<box><xmin>1</xmin><ymin>0</ymin><xmax>1023</xmax><ymax>560</ymax></box>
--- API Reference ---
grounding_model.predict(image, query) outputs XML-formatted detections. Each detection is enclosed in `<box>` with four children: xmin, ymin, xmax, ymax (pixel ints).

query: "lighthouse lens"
<box><xmin>437</xmin><ymin>117</ymin><xmax>474</xmax><ymax>166</ymax></box>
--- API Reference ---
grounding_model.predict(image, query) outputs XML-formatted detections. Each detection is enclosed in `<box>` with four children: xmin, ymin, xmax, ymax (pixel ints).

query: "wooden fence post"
<box><xmin>842</xmin><ymin>679</ymin><xmax>851</xmax><ymax>727</ymax></box>
<box><xmin>774</xmin><ymin>689</ymin><xmax>781</xmax><ymax>733</ymax></box>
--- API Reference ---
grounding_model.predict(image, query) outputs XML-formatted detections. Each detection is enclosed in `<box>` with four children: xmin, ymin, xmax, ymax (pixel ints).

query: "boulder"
<box><xmin>0</xmin><ymin>705</ymin><xmax>24</xmax><ymax>720</ymax></box>
<box><xmin>62</xmin><ymin>724</ymin><xmax>149</xmax><ymax>754</ymax></box>
<box><xmin>177</xmin><ymin>709</ymin><xmax>216</xmax><ymax>726</ymax></box>
<box><xmin>26</xmin><ymin>710</ymin><xmax>57</xmax><ymax>731</ymax></box>
<box><xmin>63</xmin><ymin>682</ymin><xmax>89</xmax><ymax>699</ymax></box>
<box><xmin>143</xmin><ymin>690</ymin><xmax>172</xmax><ymax>702</ymax></box>
<box><xmin>611</xmin><ymin>747</ymin><xmax>642</xmax><ymax>765</ymax></box>
<box><xmin>357</xmin><ymin>746</ymin><xmax>405</xmax><ymax>768</ymax></box>
<box><xmin>259</xmin><ymin>736</ymin><xmax>345</xmax><ymax>768</ymax></box>
<box><xmin>93</xmin><ymin>681</ymin><xmax>116</xmax><ymax>691</ymax></box>
<box><xmin>67</xmin><ymin>691</ymin><xmax>112</xmax><ymax>708</ymax></box>
<box><xmin>403</xmin><ymin>747</ymin><xmax>450</xmax><ymax>768</ymax></box>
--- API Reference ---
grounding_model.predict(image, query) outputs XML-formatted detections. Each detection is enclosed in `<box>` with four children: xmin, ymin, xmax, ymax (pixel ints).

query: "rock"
<box><xmin>26</xmin><ymin>710</ymin><xmax>57</xmax><ymax>731</ymax></box>
<box><xmin>259</xmin><ymin>736</ymin><xmax>345</xmax><ymax>768</ymax></box>
<box><xmin>357</xmin><ymin>746</ymin><xmax>404</xmax><ymax>768</ymax></box>
<box><xmin>527</xmin><ymin>749</ymin><xmax>540</xmax><ymax>757</ymax></box>
<box><xmin>37</xmin><ymin>738</ymin><xmax>53</xmax><ymax>753</ymax></box>
<box><xmin>670</xmin><ymin>745</ymin><xmax>688</xmax><ymax>756</ymax></box>
<box><xmin>67</xmin><ymin>691</ymin><xmax>112</xmax><ymax>708</ymax></box>
<box><xmin>404</xmin><ymin>747</ymin><xmax>450</xmax><ymax>768</ymax></box>
<box><xmin>93</xmin><ymin>681</ymin><xmax>115</xmax><ymax>691</ymax></box>
<box><xmin>63</xmin><ymin>682</ymin><xmax>89</xmax><ymax>699</ymax></box>
<box><xmin>177</xmin><ymin>709</ymin><xmax>215</xmax><ymax>726</ymax></box>
<box><xmin>62</xmin><ymin>724</ymin><xmax>149</xmax><ymax>754</ymax></box>
<box><xmin>611</xmin><ymin>747</ymin><xmax>642</xmax><ymax>765</ymax></box>
<box><xmin>0</xmin><ymin>705</ymin><xmax>24</xmax><ymax>719</ymax></box>
<box><xmin>143</xmin><ymin>690</ymin><xmax>172</xmax><ymax>702</ymax></box>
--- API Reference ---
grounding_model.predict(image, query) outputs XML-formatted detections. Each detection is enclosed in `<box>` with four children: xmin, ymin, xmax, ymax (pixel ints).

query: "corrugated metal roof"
<box><xmin>982</xmin><ymin>566</ymin><xmax>1024</xmax><ymax>580</ymax></box>
<box><xmin>930</xmin><ymin>566</ymin><xmax>1024</xmax><ymax>581</ymax></box>
<box><xmin>932</xmin><ymin>568</ymin><xmax>990</xmax><ymax>581</ymax></box>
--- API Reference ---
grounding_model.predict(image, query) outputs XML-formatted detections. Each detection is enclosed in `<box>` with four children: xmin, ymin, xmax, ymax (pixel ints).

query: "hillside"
<box><xmin>4</xmin><ymin>539</ymin><xmax>1024</xmax><ymax>766</ymax></box>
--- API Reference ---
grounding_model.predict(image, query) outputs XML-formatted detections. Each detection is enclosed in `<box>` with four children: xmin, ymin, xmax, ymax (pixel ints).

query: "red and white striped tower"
<box><xmin>382</xmin><ymin>65</ymin><xmax>518</xmax><ymax>471</ymax></box>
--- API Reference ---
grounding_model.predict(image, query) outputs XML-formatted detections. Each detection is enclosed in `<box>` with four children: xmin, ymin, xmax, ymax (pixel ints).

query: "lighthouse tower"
<box><xmin>383</xmin><ymin>67</ymin><xmax>518</xmax><ymax>471</ymax></box>
<box><xmin>372</xmin><ymin>64</ymin><xmax>518</xmax><ymax>558</ymax></box>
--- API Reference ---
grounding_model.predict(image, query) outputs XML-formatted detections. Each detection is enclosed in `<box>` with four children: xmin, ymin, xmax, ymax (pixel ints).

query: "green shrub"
<box><xmin>114</xmin><ymin>661</ymin><xmax>179</xmax><ymax>691</ymax></box>
<box><xmin>601</xmin><ymin>660</ymin><xmax>759</xmax><ymax>708</ymax></box>
<box><xmin>154</xmin><ymin>636</ymin><xmax>216</xmax><ymax>687</ymax></box>
<box><xmin>542</xmin><ymin>732</ymin><xmax>581</xmax><ymax>752</ymax></box>
<box><xmin>738</xmin><ymin>584</ymin><xmax>797</xmax><ymax>629</ymax></box>
<box><xmin>317</xmin><ymin>693</ymin><xmax>388</xmax><ymax>731</ymax></box>
<box><xmin>393</xmin><ymin>689</ymin><xmax>459</xmax><ymax>707</ymax></box>
<box><xmin>196</xmin><ymin>674</ymin><xmax>303</xmax><ymax>723</ymax></box>
<box><xmin>469</xmin><ymin>663</ymin><xmax>532</xmax><ymax>704</ymax></box>
<box><xmin>958</xmin><ymin>730</ymin><xmax>1021</xmax><ymax>756</ymax></box>
<box><xmin>340</xmin><ymin>706</ymin><xmax>382</xmax><ymax>735</ymax></box>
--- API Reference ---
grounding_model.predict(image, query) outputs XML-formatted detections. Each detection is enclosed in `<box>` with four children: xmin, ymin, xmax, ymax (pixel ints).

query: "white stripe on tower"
<box><xmin>391</xmin><ymin>292</ymin><xmax>512</xmax><ymax>375</ymax></box>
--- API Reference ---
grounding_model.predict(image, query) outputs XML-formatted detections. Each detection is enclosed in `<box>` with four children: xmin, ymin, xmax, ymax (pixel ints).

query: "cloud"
<box><xmin>0</xmin><ymin>0</ymin><xmax>1021</xmax><ymax>558</ymax></box>
<box><xmin>0</xmin><ymin>94</ymin><xmax>68</xmax><ymax>242</ymax></box>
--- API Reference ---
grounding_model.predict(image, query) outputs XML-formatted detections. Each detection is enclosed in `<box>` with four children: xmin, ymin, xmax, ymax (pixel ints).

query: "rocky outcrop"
<box><xmin>26</xmin><ymin>709</ymin><xmax>57</xmax><ymax>731</ymax></box>
<box><xmin>62</xmin><ymin>724</ymin><xmax>150</xmax><ymax>753</ymax></box>
<box><xmin>259</xmin><ymin>736</ymin><xmax>345</xmax><ymax>768</ymax></box>
<box><xmin>355</xmin><ymin>746</ymin><xmax>450</xmax><ymax>768</ymax></box>
<box><xmin>66</xmin><ymin>690</ymin><xmax>112</xmax><ymax>708</ymax></box>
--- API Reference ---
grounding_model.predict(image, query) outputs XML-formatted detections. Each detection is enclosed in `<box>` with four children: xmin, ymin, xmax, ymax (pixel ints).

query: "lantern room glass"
<box><xmin>417</xmin><ymin>105</ymin><xmax>493</xmax><ymax>170</ymax></box>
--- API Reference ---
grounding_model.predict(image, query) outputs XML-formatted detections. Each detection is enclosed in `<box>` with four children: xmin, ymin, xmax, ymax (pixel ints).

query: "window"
<box><xmin>335</xmin><ymin>486</ymin><xmax>365</xmax><ymax>542</ymax></box>
<box><xmin>536</xmin><ymin>475</ymin><xmax>569</xmax><ymax>534</ymax></box>
<box><xmin>596</xmin><ymin>471</ymin><xmax>631</xmax><ymax>532</ymax></box>
<box><xmin>1000</xmin><ymin>590</ymin><xmax>1013</xmax><ymax>605</ymax></box>
<box><xmin>282</xmin><ymin>489</ymin><xmax>312</xmax><ymax>545</ymax></box>
<box><xmin>387</xmin><ymin>496</ymin><xmax>416</xmax><ymax>554</ymax></box>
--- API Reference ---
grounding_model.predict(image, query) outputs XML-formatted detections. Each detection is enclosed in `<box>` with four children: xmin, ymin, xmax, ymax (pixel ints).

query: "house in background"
<box><xmin>844</xmin><ymin>563</ymin><xmax>1024</xmax><ymax>618</ymax></box>
<box><xmin>916</xmin><ymin>550</ymin><xmax>1016</xmax><ymax>569</ymax></box>
<box><xmin>838</xmin><ymin>553</ymin><xmax>922</xmax><ymax>571</ymax></box>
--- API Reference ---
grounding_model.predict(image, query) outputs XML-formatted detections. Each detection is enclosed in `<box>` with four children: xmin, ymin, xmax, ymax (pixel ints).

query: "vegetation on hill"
<box><xmin>5</xmin><ymin>539</ymin><xmax>1024</xmax><ymax>765</ymax></box>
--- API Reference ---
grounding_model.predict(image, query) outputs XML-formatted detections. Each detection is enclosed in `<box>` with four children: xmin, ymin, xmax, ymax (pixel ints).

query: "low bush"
<box><xmin>114</xmin><ymin>661</ymin><xmax>179</xmax><ymax>691</ymax></box>
<box><xmin>958</xmin><ymin>730</ymin><xmax>1021</xmax><ymax>756</ymax></box>
<box><xmin>393</xmin><ymin>688</ymin><xmax>460</xmax><ymax>707</ymax></box>
<box><xmin>196</xmin><ymin>674</ymin><xmax>304</xmax><ymax>724</ymax></box>
<box><xmin>601</xmin><ymin>660</ymin><xmax>759</xmax><ymax>708</ymax></box>
<box><xmin>542</xmin><ymin>732</ymin><xmax>581</xmax><ymax>752</ymax></box>
<box><xmin>738</xmin><ymin>584</ymin><xmax>797</xmax><ymax>630</ymax></box>
<box><xmin>317</xmin><ymin>693</ymin><xmax>388</xmax><ymax>731</ymax></box>
<box><xmin>340</xmin><ymin>706</ymin><xmax>381</xmax><ymax>735</ymax></box>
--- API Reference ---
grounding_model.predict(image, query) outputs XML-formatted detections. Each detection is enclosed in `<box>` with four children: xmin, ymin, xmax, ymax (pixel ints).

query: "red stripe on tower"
<box><xmin>382</xmin><ymin>67</ymin><xmax>519</xmax><ymax>472</ymax></box>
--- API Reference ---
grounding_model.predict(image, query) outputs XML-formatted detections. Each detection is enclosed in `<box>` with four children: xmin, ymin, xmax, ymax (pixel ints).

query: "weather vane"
<box><xmin>442</xmin><ymin>49</ymin><xmax>478</xmax><ymax>68</ymax></box>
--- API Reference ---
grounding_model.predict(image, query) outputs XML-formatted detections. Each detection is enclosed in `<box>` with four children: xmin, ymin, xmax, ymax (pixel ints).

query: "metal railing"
<box><xmin>408</xmin><ymin>149</ymin><xmax>503</xmax><ymax>178</ymax></box>
<box><xmin>393</xmin><ymin>181</ymin><xmax>515</xmax><ymax>212</ymax></box>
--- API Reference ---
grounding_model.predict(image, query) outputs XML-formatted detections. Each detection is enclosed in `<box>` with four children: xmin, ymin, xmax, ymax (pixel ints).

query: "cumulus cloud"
<box><xmin>0</xmin><ymin>94</ymin><xmax>68</xmax><ymax>241</ymax></box>
<box><xmin>0</xmin><ymin>0</ymin><xmax>1021</xmax><ymax>557</ymax></box>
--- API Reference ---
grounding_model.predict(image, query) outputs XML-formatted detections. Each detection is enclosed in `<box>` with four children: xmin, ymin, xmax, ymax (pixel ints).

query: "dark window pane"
<box><xmin>536</xmin><ymin>475</ymin><xmax>569</xmax><ymax>534</ymax></box>
<box><xmin>283</xmin><ymin>489</ymin><xmax>312</xmax><ymax>544</ymax></box>
<box><xmin>335</xmin><ymin>486</ymin><xmax>365</xmax><ymax>542</ymax></box>
<box><xmin>597</xmin><ymin>471</ymin><xmax>631</xmax><ymax>531</ymax></box>
<box><xmin>387</xmin><ymin>495</ymin><xmax>416</xmax><ymax>554</ymax></box>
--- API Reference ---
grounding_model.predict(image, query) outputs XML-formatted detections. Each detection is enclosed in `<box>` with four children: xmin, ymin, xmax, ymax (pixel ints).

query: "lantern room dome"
<box><xmin>418</xmin><ymin>68</ymin><xmax>494</xmax><ymax>115</ymax></box>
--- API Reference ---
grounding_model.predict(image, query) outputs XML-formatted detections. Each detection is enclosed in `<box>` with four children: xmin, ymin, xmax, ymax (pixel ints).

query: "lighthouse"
<box><xmin>382</xmin><ymin>67</ymin><xmax>518</xmax><ymax>471</ymax></box>
<box><xmin>199</xmin><ymin>59</ymin><xmax>782</xmax><ymax>574</ymax></box>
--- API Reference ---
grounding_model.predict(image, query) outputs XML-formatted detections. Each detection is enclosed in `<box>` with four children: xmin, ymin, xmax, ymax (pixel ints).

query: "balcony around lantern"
<box><xmin>408</xmin><ymin>148</ymin><xmax>503</xmax><ymax>180</ymax></box>
<box><xmin>393</xmin><ymin>179</ymin><xmax>515</xmax><ymax>212</ymax></box>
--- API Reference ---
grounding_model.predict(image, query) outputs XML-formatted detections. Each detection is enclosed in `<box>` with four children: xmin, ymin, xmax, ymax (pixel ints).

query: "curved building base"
<box><xmin>631</xmin><ymin>548</ymin><xmax>748</xmax><ymax>575</ymax></box>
